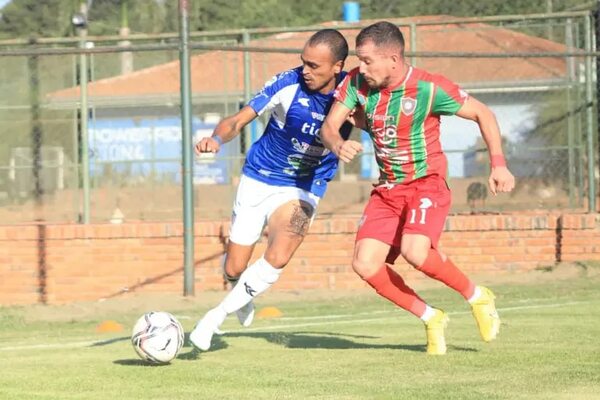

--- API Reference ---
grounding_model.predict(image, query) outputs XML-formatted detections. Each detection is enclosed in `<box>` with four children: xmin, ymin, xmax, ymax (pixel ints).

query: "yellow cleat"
<box><xmin>471</xmin><ymin>286</ymin><xmax>501</xmax><ymax>342</ymax></box>
<box><xmin>424</xmin><ymin>309</ymin><xmax>449</xmax><ymax>355</ymax></box>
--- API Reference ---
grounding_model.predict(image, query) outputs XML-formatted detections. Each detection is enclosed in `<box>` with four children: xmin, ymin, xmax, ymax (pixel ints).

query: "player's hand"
<box><xmin>488</xmin><ymin>166</ymin><xmax>515</xmax><ymax>196</ymax></box>
<box><xmin>335</xmin><ymin>139</ymin><xmax>363</xmax><ymax>163</ymax></box>
<box><xmin>194</xmin><ymin>137</ymin><xmax>221</xmax><ymax>154</ymax></box>
<box><xmin>346</xmin><ymin>107</ymin><xmax>367</xmax><ymax>130</ymax></box>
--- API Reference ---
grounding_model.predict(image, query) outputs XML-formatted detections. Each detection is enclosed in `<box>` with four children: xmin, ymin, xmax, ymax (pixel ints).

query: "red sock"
<box><xmin>417</xmin><ymin>249</ymin><xmax>475</xmax><ymax>300</ymax></box>
<box><xmin>364</xmin><ymin>265</ymin><xmax>427</xmax><ymax>318</ymax></box>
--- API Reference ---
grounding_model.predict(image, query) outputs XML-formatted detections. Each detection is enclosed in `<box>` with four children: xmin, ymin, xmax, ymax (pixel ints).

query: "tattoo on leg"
<box><xmin>287</xmin><ymin>203</ymin><xmax>314</xmax><ymax>236</ymax></box>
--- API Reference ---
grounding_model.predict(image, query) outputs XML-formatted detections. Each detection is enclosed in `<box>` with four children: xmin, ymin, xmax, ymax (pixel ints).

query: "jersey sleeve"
<box><xmin>247</xmin><ymin>69</ymin><xmax>298</xmax><ymax>116</ymax></box>
<box><xmin>430</xmin><ymin>75</ymin><xmax>469</xmax><ymax>116</ymax></box>
<box><xmin>334</xmin><ymin>68</ymin><xmax>360</xmax><ymax>110</ymax></box>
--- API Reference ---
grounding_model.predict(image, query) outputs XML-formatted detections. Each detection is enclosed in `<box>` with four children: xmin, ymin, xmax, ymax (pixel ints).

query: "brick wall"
<box><xmin>0</xmin><ymin>213</ymin><xmax>598</xmax><ymax>305</ymax></box>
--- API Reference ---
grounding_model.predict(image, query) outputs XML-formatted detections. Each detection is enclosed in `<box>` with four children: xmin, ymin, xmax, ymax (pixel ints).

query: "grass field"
<box><xmin>1</xmin><ymin>264</ymin><xmax>599</xmax><ymax>400</ymax></box>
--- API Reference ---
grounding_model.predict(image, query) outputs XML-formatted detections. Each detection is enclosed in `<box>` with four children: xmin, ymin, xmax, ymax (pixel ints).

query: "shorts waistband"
<box><xmin>374</xmin><ymin>175</ymin><xmax>445</xmax><ymax>190</ymax></box>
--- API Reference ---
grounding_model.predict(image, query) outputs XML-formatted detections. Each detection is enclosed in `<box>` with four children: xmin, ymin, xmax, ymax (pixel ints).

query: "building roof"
<box><xmin>48</xmin><ymin>16</ymin><xmax>574</xmax><ymax>106</ymax></box>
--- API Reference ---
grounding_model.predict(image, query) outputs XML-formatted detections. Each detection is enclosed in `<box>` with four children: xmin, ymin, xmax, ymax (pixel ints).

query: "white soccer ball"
<box><xmin>131</xmin><ymin>311</ymin><xmax>184</xmax><ymax>364</ymax></box>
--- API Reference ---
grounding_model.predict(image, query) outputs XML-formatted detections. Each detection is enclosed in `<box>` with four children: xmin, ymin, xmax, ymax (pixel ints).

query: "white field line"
<box><xmin>244</xmin><ymin>298</ymin><xmax>586</xmax><ymax>322</ymax></box>
<box><xmin>0</xmin><ymin>300</ymin><xmax>591</xmax><ymax>352</ymax></box>
<box><xmin>235</xmin><ymin>300</ymin><xmax>588</xmax><ymax>333</ymax></box>
<box><xmin>0</xmin><ymin>339</ymin><xmax>107</xmax><ymax>351</ymax></box>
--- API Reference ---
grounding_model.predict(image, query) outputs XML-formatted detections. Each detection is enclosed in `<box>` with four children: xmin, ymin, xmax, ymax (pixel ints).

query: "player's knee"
<box><xmin>352</xmin><ymin>256</ymin><xmax>379</xmax><ymax>278</ymax></box>
<box><xmin>223</xmin><ymin>263</ymin><xmax>243</xmax><ymax>280</ymax></box>
<box><xmin>263</xmin><ymin>249</ymin><xmax>292</xmax><ymax>269</ymax></box>
<box><xmin>401</xmin><ymin>247</ymin><xmax>428</xmax><ymax>268</ymax></box>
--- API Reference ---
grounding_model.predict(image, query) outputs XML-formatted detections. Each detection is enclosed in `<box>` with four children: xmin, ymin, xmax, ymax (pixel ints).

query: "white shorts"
<box><xmin>229</xmin><ymin>174</ymin><xmax>320</xmax><ymax>246</ymax></box>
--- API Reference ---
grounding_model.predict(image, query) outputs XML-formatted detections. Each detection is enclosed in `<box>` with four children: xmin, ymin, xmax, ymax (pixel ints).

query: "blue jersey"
<box><xmin>243</xmin><ymin>67</ymin><xmax>352</xmax><ymax>197</ymax></box>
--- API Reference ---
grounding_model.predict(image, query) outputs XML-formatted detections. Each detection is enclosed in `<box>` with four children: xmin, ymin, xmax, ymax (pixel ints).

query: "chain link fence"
<box><xmin>0</xmin><ymin>12</ymin><xmax>598</xmax><ymax>224</ymax></box>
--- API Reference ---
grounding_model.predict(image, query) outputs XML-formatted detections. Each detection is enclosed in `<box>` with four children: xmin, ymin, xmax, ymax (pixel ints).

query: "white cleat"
<box><xmin>189</xmin><ymin>309</ymin><xmax>224</xmax><ymax>351</ymax></box>
<box><xmin>236</xmin><ymin>302</ymin><xmax>255</xmax><ymax>327</ymax></box>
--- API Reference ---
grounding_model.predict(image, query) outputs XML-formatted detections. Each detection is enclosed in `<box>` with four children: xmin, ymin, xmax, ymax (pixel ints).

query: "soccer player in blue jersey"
<box><xmin>190</xmin><ymin>29</ymin><xmax>353</xmax><ymax>351</ymax></box>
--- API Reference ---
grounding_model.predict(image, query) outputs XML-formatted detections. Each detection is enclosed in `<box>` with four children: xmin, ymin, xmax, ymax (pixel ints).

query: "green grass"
<box><xmin>1</xmin><ymin>269</ymin><xmax>599</xmax><ymax>400</ymax></box>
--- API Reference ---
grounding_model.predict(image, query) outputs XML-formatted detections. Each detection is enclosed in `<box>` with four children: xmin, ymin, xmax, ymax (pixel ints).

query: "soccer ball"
<box><xmin>131</xmin><ymin>311</ymin><xmax>184</xmax><ymax>364</ymax></box>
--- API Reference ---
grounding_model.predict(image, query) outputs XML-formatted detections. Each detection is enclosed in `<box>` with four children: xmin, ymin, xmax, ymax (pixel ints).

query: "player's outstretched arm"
<box><xmin>322</xmin><ymin>101</ymin><xmax>363</xmax><ymax>163</ymax></box>
<box><xmin>456</xmin><ymin>97</ymin><xmax>515</xmax><ymax>195</ymax></box>
<box><xmin>194</xmin><ymin>106</ymin><xmax>257</xmax><ymax>154</ymax></box>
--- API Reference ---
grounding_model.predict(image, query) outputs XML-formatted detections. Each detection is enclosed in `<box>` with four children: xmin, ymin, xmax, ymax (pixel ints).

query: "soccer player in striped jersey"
<box><xmin>321</xmin><ymin>21</ymin><xmax>515</xmax><ymax>355</ymax></box>
<box><xmin>190</xmin><ymin>29</ymin><xmax>354</xmax><ymax>351</ymax></box>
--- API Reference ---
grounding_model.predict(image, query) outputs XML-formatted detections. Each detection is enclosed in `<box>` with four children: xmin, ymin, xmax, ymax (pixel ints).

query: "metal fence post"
<box><xmin>594</xmin><ymin>2</ymin><xmax>600</xmax><ymax>212</ymax></box>
<box><xmin>566</xmin><ymin>18</ymin><xmax>576</xmax><ymax>207</ymax></box>
<box><xmin>27</xmin><ymin>40</ymin><xmax>42</xmax><ymax>211</ymax></box>
<box><xmin>179</xmin><ymin>0</ymin><xmax>195</xmax><ymax>296</ymax></box>
<box><xmin>586</xmin><ymin>13</ymin><xmax>597</xmax><ymax>212</ymax></box>
<box><xmin>409</xmin><ymin>23</ymin><xmax>417</xmax><ymax>67</ymax></box>
<box><xmin>242</xmin><ymin>30</ymin><xmax>251</xmax><ymax>152</ymax></box>
<box><xmin>78</xmin><ymin>27</ymin><xmax>90</xmax><ymax>224</ymax></box>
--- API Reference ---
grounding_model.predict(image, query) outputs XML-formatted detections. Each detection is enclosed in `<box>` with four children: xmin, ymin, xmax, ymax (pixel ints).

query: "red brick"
<box><xmin>1</xmin><ymin>212</ymin><xmax>599</xmax><ymax>305</ymax></box>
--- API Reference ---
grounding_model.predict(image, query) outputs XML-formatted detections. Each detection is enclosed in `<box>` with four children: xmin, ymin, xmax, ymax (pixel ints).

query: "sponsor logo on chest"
<box><xmin>367</xmin><ymin>113</ymin><xmax>395</xmax><ymax>122</ymax></box>
<box><xmin>297</xmin><ymin>97</ymin><xmax>310</xmax><ymax>107</ymax></box>
<box><xmin>311</xmin><ymin>112</ymin><xmax>325</xmax><ymax>121</ymax></box>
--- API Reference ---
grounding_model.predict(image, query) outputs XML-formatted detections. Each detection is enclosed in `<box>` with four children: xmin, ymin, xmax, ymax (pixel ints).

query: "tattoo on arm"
<box><xmin>287</xmin><ymin>203</ymin><xmax>314</xmax><ymax>236</ymax></box>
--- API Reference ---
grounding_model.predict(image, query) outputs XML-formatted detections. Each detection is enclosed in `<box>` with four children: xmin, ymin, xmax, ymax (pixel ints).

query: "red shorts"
<box><xmin>356</xmin><ymin>175</ymin><xmax>451</xmax><ymax>263</ymax></box>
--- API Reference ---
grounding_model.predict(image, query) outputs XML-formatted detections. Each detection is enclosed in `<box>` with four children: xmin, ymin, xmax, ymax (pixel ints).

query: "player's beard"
<box><xmin>365</xmin><ymin>75</ymin><xmax>390</xmax><ymax>90</ymax></box>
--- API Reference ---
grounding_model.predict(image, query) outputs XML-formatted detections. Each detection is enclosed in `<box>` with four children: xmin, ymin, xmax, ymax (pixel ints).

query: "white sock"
<box><xmin>468</xmin><ymin>286</ymin><xmax>482</xmax><ymax>304</ymax></box>
<box><xmin>220</xmin><ymin>256</ymin><xmax>282</xmax><ymax>315</ymax></box>
<box><xmin>420</xmin><ymin>305</ymin><xmax>436</xmax><ymax>322</ymax></box>
<box><xmin>206</xmin><ymin>305</ymin><xmax>228</xmax><ymax>328</ymax></box>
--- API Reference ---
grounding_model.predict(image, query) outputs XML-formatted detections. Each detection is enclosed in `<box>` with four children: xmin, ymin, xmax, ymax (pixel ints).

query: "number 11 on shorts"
<box><xmin>409</xmin><ymin>197</ymin><xmax>433</xmax><ymax>225</ymax></box>
<box><xmin>409</xmin><ymin>208</ymin><xmax>427</xmax><ymax>224</ymax></box>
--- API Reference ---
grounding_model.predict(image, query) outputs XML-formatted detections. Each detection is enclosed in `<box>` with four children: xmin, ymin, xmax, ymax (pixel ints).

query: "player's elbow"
<box><xmin>320</xmin><ymin>121</ymin><xmax>337</xmax><ymax>150</ymax></box>
<box><xmin>482</xmin><ymin>106</ymin><xmax>497</xmax><ymax>123</ymax></box>
<box><xmin>220</xmin><ymin>115</ymin><xmax>246</xmax><ymax>137</ymax></box>
<box><xmin>474</xmin><ymin>102</ymin><xmax>496</xmax><ymax>124</ymax></box>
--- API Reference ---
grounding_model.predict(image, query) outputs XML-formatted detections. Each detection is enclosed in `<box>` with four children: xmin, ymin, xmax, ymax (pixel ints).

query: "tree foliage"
<box><xmin>0</xmin><ymin>0</ymin><xmax>76</xmax><ymax>38</ymax></box>
<box><xmin>0</xmin><ymin>0</ymin><xmax>594</xmax><ymax>38</ymax></box>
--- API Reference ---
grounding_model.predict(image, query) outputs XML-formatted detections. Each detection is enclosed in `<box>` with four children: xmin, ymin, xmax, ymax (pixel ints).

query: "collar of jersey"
<box><xmin>380</xmin><ymin>65</ymin><xmax>413</xmax><ymax>93</ymax></box>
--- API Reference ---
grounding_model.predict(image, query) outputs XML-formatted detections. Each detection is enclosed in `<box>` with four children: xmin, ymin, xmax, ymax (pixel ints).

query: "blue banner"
<box><xmin>89</xmin><ymin>117</ymin><xmax>234</xmax><ymax>184</ymax></box>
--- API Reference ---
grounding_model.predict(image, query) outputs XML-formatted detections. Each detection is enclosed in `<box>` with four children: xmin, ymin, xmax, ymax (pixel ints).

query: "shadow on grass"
<box><xmin>112</xmin><ymin>331</ymin><xmax>476</xmax><ymax>363</ymax></box>
<box><xmin>107</xmin><ymin>333</ymin><xmax>226</xmax><ymax>365</ymax></box>
<box><xmin>159</xmin><ymin>334</ymin><xmax>231</xmax><ymax>361</ymax></box>
<box><xmin>180</xmin><ymin>332</ymin><xmax>229</xmax><ymax>352</ymax></box>
<box><xmin>175</xmin><ymin>334</ymin><xmax>228</xmax><ymax>361</ymax></box>
<box><xmin>113</xmin><ymin>359</ymin><xmax>172</xmax><ymax>367</ymax></box>
<box><xmin>219</xmin><ymin>331</ymin><xmax>477</xmax><ymax>353</ymax></box>
<box><xmin>90</xmin><ymin>336</ymin><xmax>129</xmax><ymax>347</ymax></box>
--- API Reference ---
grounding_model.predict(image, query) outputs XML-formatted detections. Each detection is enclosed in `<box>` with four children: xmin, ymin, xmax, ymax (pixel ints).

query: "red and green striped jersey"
<box><xmin>334</xmin><ymin>66</ymin><xmax>468</xmax><ymax>184</ymax></box>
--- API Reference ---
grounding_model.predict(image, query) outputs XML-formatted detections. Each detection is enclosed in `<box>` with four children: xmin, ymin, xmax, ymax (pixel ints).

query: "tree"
<box><xmin>0</xmin><ymin>0</ymin><xmax>75</xmax><ymax>38</ymax></box>
<box><xmin>0</xmin><ymin>0</ymin><xmax>593</xmax><ymax>39</ymax></box>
